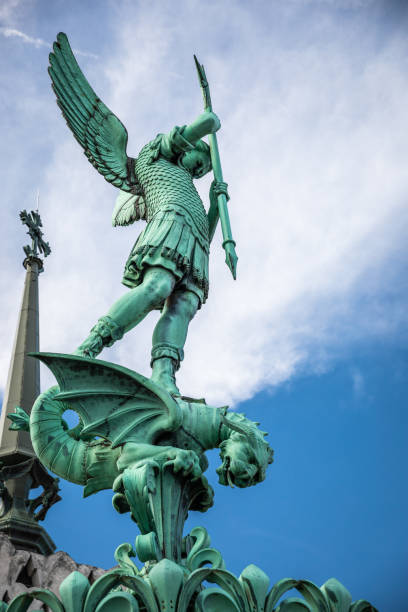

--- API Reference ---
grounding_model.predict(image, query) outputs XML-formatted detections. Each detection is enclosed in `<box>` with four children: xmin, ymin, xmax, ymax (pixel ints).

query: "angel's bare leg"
<box><xmin>150</xmin><ymin>289</ymin><xmax>199</xmax><ymax>395</ymax></box>
<box><xmin>75</xmin><ymin>266</ymin><xmax>176</xmax><ymax>358</ymax></box>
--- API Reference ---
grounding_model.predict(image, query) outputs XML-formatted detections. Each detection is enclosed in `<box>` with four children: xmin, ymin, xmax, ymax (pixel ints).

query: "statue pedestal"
<box><xmin>113</xmin><ymin>459</ymin><xmax>213</xmax><ymax>565</ymax></box>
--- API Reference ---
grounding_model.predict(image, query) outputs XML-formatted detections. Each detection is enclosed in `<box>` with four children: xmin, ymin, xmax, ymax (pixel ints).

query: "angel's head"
<box><xmin>179</xmin><ymin>140</ymin><xmax>211</xmax><ymax>178</ymax></box>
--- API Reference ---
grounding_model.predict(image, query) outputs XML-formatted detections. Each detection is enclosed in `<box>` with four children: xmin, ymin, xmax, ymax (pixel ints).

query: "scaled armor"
<box><xmin>123</xmin><ymin>127</ymin><xmax>210</xmax><ymax>306</ymax></box>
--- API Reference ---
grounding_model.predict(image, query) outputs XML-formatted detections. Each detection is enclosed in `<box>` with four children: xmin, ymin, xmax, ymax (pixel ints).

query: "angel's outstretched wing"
<box><xmin>48</xmin><ymin>32</ymin><xmax>139</xmax><ymax>193</ymax></box>
<box><xmin>31</xmin><ymin>353</ymin><xmax>182</xmax><ymax>448</ymax></box>
<box><xmin>112</xmin><ymin>190</ymin><xmax>147</xmax><ymax>227</ymax></box>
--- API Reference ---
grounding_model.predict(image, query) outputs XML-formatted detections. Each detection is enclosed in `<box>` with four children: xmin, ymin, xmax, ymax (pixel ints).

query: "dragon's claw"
<box><xmin>165</xmin><ymin>448</ymin><xmax>202</xmax><ymax>479</ymax></box>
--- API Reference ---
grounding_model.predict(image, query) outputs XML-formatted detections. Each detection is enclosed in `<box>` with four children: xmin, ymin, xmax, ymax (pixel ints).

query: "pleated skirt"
<box><xmin>122</xmin><ymin>209</ymin><xmax>209</xmax><ymax>305</ymax></box>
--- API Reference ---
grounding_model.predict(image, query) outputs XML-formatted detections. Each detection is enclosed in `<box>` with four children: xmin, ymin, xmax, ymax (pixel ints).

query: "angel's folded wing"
<box><xmin>112</xmin><ymin>190</ymin><xmax>147</xmax><ymax>227</ymax></box>
<box><xmin>48</xmin><ymin>32</ymin><xmax>139</xmax><ymax>193</ymax></box>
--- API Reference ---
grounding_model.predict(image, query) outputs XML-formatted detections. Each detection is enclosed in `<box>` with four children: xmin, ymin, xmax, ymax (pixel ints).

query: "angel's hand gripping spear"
<box><xmin>194</xmin><ymin>55</ymin><xmax>238</xmax><ymax>280</ymax></box>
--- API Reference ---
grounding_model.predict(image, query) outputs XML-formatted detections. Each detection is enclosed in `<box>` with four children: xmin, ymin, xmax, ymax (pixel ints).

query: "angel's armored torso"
<box><xmin>135</xmin><ymin>138</ymin><xmax>209</xmax><ymax>238</ymax></box>
<box><xmin>122</xmin><ymin>132</ymin><xmax>210</xmax><ymax>304</ymax></box>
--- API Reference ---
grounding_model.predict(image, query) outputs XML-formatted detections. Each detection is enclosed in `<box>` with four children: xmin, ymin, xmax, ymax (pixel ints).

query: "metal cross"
<box><xmin>20</xmin><ymin>209</ymin><xmax>51</xmax><ymax>259</ymax></box>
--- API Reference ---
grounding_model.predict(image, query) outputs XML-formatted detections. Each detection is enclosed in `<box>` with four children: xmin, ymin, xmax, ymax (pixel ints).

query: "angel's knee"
<box><xmin>142</xmin><ymin>267</ymin><xmax>176</xmax><ymax>308</ymax></box>
<box><xmin>168</xmin><ymin>291</ymin><xmax>199</xmax><ymax>323</ymax></box>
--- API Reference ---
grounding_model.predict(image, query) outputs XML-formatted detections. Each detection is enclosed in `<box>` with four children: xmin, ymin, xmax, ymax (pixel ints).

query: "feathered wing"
<box><xmin>48</xmin><ymin>32</ymin><xmax>139</xmax><ymax>193</ymax></box>
<box><xmin>112</xmin><ymin>190</ymin><xmax>147</xmax><ymax>227</ymax></box>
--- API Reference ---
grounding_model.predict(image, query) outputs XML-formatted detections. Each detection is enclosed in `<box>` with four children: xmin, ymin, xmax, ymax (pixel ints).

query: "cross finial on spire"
<box><xmin>19</xmin><ymin>209</ymin><xmax>51</xmax><ymax>268</ymax></box>
<box><xmin>0</xmin><ymin>208</ymin><xmax>57</xmax><ymax>553</ymax></box>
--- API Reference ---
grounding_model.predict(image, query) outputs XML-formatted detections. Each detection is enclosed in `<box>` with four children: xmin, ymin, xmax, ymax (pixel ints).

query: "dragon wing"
<box><xmin>48</xmin><ymin>32</ymin><xmax>139</xmax><ymax>193</ymax></box>
<box><xmin>31</xmin><ymin>353</ymin><xmax>182</xmax><ymax>448</ymax></box>
<box><xmin>112</xmin><ymin>190</ymin><xmax>147</xmax><ymax>227</ymax></box>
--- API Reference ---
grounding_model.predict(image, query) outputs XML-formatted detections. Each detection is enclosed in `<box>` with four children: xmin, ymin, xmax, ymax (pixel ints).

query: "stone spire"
<box><xmin>0</xmin><ymin>210</ymin><xmax>59</xmax><ymax>555</ymax></box>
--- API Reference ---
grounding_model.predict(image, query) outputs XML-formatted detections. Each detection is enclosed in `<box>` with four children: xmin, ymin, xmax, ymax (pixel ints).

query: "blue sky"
<box><xmin>1</xmin><ymin>1</ymin><xmax>407</xmax><ymax>610</ymax></box>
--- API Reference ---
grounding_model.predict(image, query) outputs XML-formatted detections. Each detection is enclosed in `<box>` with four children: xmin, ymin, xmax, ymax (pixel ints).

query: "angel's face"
<box><xmin>179</xmin><ymin>149</ymin><xmax>211</xmax><ymax>179</ymax></box>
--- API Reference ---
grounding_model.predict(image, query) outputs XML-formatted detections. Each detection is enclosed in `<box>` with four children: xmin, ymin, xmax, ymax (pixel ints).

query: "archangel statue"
<box><xmin>48</xmin><ymin>33</ymin><xmax>237</xmax><ymax>396</ymax></box>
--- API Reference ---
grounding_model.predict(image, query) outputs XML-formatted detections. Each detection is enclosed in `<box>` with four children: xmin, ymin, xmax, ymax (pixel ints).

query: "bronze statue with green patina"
<box><xmin>4</xmin><ymin>33</ymin><xmax>379</xmax><ymax>611</ymax></box>
<box><xmin>49</xmin><ymin>32</ymin><xmax>237</xmax><ymax>396</ymax></box>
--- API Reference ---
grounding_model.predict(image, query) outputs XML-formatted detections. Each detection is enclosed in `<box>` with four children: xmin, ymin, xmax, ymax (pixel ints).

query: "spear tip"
<box><xmin>229</xmin><ymin>256</ymin><xmax>238</xmax><ymax>280</ymax></box>
<box><xmin>224</xmin><ymin>242</ymin><xmax>238</xmax><ymax>280</ymax></box>
<box><xmin>193</xmin><ymin>54</ymin><xmax>207</xmax><ymax>85</ymax></box>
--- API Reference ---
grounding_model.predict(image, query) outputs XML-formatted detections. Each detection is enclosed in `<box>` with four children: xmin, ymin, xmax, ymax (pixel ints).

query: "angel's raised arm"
<box><xmin>48</xmin><ymin>32</ymin><xmax>139</xmax><ymax>194</ymax></box>
<box><xmin>182</xmin><ymin>111</ymin><xmax>221</xmax><ymax>144</ymax></box>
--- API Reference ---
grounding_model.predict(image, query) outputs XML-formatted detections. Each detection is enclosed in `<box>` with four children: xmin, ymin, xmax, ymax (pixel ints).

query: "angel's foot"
<box><xmin>74</xmin><ymin>316</ymin><xmax>124</xmax><ymax>359</ymax></box>
<box><xmin>74</xmin><ymin>335</ymin><xmax>103</xmax><ymax>359</ymax></box>
<box><xmin>150</xmin><ymin>357</ymin><xmax>180</xmax><ymax>396</ymax></box>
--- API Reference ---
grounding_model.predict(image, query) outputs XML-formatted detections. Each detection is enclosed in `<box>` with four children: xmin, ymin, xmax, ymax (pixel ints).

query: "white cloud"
<box><xmin>1</xmin><ymin>1</ymin><xmax>407</xmax><ymax>407</ymax></box>
<box><xmin>1</xmin><ymin>27</ymin><xmax>50</xmax><ymax>48</ymax></box>
<box><xmin>0</xmin><ymin>27</ymin><xmax>98</xmax><ymax>58</ymax></box>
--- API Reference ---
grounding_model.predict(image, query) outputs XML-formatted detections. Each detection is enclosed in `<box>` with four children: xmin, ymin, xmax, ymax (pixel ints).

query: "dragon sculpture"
<box><xmin>10</xmin><ymin>352</ymin><xmax>273</xmax><ymax>562</ymax></box>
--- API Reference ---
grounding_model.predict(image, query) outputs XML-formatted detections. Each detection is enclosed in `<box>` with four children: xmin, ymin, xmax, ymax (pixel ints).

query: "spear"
<box><xmin>194</xmin><ymin>55</ymin><xmax>238</xmax><ymax>280</ymax></box>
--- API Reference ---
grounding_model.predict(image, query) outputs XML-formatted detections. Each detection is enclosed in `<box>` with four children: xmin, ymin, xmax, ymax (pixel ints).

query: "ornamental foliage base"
<box><xmin>1</xmin><ymin>535</ymin><xmax>377</xmax><ymax>612</ymax></box>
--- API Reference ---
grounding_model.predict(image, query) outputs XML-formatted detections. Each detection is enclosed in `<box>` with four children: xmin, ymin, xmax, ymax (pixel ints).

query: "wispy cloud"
<box><xmin>0</xmin><ymin>27</ymin><xmax>98</xmax><ymax>59</ymax></box>
<box><xmin>1</xmin><ymin>27</ymin><xmax>49</xmax><ymax>48</ymax></box>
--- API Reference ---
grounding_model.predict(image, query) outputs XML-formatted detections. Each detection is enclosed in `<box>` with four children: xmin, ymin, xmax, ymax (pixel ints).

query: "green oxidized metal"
<box><xmin>0</xmin><ymin>565</ymin><xmax>378</xmax><ymax>612</ymax></box>
<box><xmin>8</xmin><ymin>353</ymin><xmax>377</xmax><ymax>611</ymax></box>
<box><xmin>4</xmin><ymin>32</ymin><xmax>378</xmax><ymax>611</ymax></box>
<box><xmin>20</xmin><ymin>209</ymin><xmax>51</xmax><ymax>265</ymax></box>
<box><xmin>47</xmin><ymin>31</ymin><xmax>232</xmax><ymax>396</ymax></box>
<box><xmin>122</xmin><ymin>134</ymin><xmax>210</xmax><ymax>302</ymax></box>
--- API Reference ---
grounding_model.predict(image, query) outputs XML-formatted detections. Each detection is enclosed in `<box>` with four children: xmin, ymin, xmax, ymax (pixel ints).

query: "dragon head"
<box><xmin>217</xmin><ymin>414</ymin><xmax>273</xmax><ymax>488</ymax></box>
